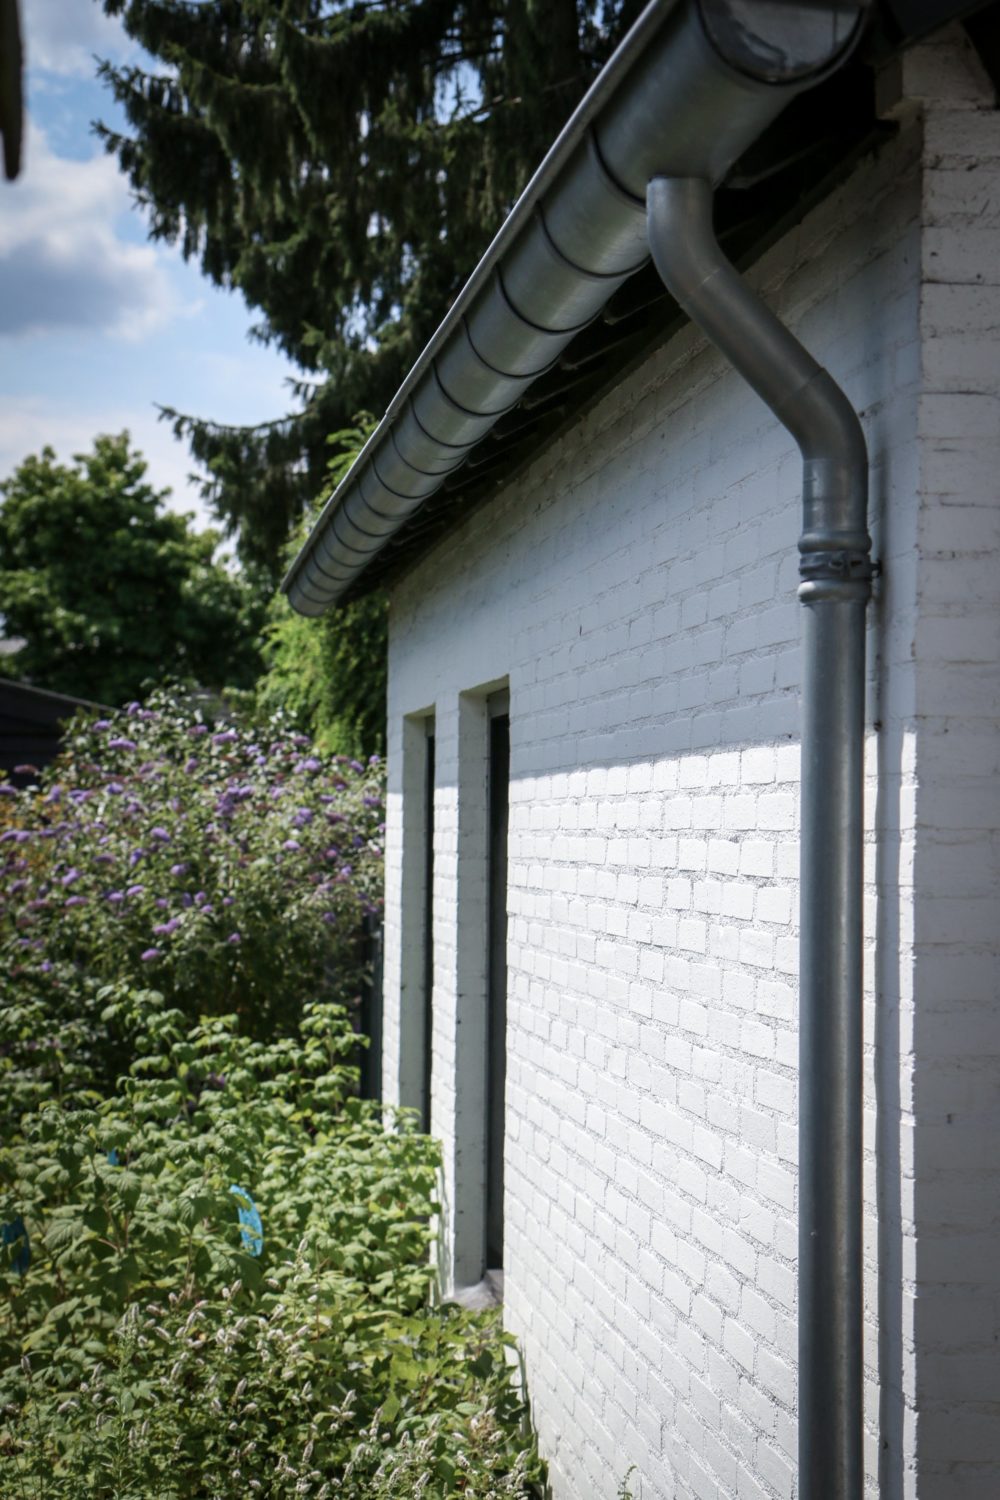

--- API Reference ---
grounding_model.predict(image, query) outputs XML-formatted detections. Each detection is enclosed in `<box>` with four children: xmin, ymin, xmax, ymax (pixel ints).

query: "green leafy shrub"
<box><xmin>0</xmin><ymin>691</ymin><xmax>546</xmax><ymax>1495</ymax></box>
<box><xmin>255</xmin><ymin>420</ymin><xmax>389</xmax><ymax>760</ymax></box>
<box><xmin>0</xmin><ymin>692</ymin><xmax>384</xmax><ymax>1114</ymax></box>
<box><xmin>258</xmin><ymin>588</ymin><xmax>388</xmax><ymax>761</ymax></box>
<box><xmin>0</xmin><ymin>1001</ymin><xmax>545</xmax><ymax>1497</ymax></box>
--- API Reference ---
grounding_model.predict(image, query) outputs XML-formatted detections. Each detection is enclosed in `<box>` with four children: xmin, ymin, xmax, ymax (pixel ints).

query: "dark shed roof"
<box><xmin>0</xmin><ymin>679</ymin><xmax>103</xmax><ymax>786</ymax></box>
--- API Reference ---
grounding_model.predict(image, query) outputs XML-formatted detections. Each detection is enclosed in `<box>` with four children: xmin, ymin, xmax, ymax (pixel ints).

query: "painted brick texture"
<box><xmin>906</xmin><ymin>40</ymin><xmax>1000</xmax><ymax>1500</ymax></box>
<box><xmin>379</xmin><ymin>40</ymin><xmax>998</xmax><ymax>1500</ymax></box>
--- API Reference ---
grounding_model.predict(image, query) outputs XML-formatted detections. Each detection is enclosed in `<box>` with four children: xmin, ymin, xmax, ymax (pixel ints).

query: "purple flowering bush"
<box><xmin>0</xmin><ymin>690</ymin><xmax>385</xmax><ymax>1109</ymax></box>
<box><xmin>0</xmin><ymin>697</ymin><xmax>549</xmax><ymax>1496</ymax></box>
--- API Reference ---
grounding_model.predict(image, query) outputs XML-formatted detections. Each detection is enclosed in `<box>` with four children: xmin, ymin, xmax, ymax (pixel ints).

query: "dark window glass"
<box><xmin>486</xmin><ymin>712</ymin><xmax>509</xmax><ymax>1270</ymax></box>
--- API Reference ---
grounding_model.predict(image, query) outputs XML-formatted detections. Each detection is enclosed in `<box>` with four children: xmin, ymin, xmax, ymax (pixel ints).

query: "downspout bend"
<box><xmin>647</xmin><ymin>177</ymin><xmax>872</xmax><ymax>599</ymax></box>
<box><xmin>647</xmin><ymin>175</ymin><xmax>873</xmax><ymax>1500</ymax></box>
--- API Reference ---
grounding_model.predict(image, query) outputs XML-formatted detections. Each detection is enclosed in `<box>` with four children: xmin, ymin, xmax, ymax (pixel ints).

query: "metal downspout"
<box><xmin>646</xmin><ymin>178</ymin><xmax>873</xmax><ymax>1499</ymax></box>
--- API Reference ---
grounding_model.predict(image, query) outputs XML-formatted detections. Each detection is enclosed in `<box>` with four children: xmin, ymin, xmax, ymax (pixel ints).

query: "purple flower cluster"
<box><xmin>0</xmin><ymin>693</ymin><xmax>385</xmax><ymax>1005</ymax></box>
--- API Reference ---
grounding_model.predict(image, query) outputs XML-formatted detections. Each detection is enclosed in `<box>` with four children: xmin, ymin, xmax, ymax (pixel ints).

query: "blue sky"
<box><xmin>0</xmin><ymin>0</ymin><xmax>300</xmax><ymax>529</ymax></box>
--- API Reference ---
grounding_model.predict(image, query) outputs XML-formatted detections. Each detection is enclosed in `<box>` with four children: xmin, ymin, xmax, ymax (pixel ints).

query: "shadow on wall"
<box><xmin>413</xmin><ymin>716</ymin><xmax>910</xmax><ymax>1493</ymax></box>
<box><xmin>875</xmin><ymin>695</ymin><xmax>906</xmax><ymax>1498</ymax></box>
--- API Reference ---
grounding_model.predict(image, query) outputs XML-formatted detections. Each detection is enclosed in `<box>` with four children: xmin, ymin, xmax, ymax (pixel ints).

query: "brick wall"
<box><xmin>900</xmin><ymin>36</ymin><xmax>1000</xmax><ymax>1500</ymax></box>
<box><xmin>380</xmin><ymin>40</ymin><xmax>998</xmax><ymax>1499</ymax></box>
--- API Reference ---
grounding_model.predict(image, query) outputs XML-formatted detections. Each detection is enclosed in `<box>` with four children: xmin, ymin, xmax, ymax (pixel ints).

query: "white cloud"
<box><xmin>24</xmin><ymin>0</ymin><xmax>136</xmax><ymax>78</ymax></box>
<box><xmin>0</xmin><ymin>395</ymin><xmax>215</xmax><ymax>528</ymax></box>
<box><xmin>0</xmin><ymin>122</ymin><xmax>186</xmax><ymax>340</ymax></box>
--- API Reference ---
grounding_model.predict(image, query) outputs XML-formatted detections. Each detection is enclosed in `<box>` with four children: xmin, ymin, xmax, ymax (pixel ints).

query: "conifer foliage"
<box><xmin>97</xmin><ymin>0</ymin><xmax>642</xmax><ymax>574</ymax></box>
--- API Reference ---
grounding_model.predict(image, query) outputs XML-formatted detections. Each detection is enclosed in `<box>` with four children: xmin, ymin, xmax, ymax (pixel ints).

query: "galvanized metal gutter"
<box><xmin>283</xmin><ymin>0</ymin><xmax>863</xmax><ymax>615</ymax></box>
<box><xmin>286</xmin><ymin>3</ymin><xmax>873</xmax><ymax>1497</ymax></box>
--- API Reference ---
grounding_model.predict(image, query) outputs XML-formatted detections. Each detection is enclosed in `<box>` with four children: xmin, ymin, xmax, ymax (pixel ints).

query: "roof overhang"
<box><xmin>283</xmin><ymin>0</ymin><xmax>995</xmax><ymax>614</ymax></box>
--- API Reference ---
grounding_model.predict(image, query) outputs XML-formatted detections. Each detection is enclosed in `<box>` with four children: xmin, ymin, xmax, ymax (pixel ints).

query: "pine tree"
<box><xmin>97</xmin><ymin>0</ymin><xmax>642</xmax><ymax>576</ymax></box>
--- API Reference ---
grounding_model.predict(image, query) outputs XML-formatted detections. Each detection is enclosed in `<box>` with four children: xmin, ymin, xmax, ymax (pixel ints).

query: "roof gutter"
<box><xmin>283</xmin><ymin>0</ymin><xmax>865</xmax><ymax>616</ymax></box>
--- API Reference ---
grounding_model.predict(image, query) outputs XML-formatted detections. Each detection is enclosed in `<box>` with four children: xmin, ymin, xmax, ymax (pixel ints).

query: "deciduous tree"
<box><xmin>0</xmin><ymin>434</ymin><xmax>263</xmax><ymax>703</ymax></box>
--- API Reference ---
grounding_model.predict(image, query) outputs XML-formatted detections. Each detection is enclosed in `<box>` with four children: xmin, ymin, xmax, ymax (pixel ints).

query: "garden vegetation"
<box><xmin>0</xmin><ymin>437</ymin><xmax>264</xmax><ymax>707</ymax></box>
<box><xmin>96</xmin><ymin>0</ymin><xmax>645</xmax><ymax>571</ymax></box>
<box><xmin>0</xmin><ymin>696</ymin><xmax>545</xmax><ymax>1497</ymax></box>
<box><xmin>256</xmin><ymin>419</ymin><xmax>388</xmax><ymax>759</ymax></box>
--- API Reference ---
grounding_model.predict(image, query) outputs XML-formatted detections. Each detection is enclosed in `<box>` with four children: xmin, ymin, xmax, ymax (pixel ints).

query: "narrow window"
<box><xmin>453</xmin><ymin>683</ymin><xmax>509</xmax><ymax>1290</ymax></box>
<box><xmin>486</xmin><ymin>692</ymin><xmax>510</xmax><ymax>1273</ymax></box>
<box><xmin>398</xmin><ymin>712</ymin><xmax>435</xmax><ymax>1118</ymax></box>
<box><xmin>421</xmin><ymin>722</ymin><xmax>435</xmax><ymax>1133</ymax></box>
<box><xmin>358</xmin><ymin>915</ymin><xmax>383</xmax><ymax>1101</ymax></box>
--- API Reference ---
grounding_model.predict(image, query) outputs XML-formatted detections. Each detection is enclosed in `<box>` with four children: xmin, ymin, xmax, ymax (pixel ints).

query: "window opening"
<box><xmin>399</xmin><ymin>712</ymin><xmax>435</xmax><ymax>1118</ymax></box>
<box><xmin>486</xmin><ymin>696</ymin><xmax>509</xmax><ymax>1272</ymax></box>
<box><xmin>421</xmin><ymin>723</ymin><xmax>435</xmax><ymax>1134</ymax></box>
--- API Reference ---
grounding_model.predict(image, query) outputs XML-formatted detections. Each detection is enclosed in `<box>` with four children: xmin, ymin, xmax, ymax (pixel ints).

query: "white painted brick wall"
<box><xmin>378</xmin><ymin>37</ymin><xmax>999</xmax><ymax>1500</ymax></box>
<box><xmin>900</xmin><ymin>35</ymin><xmax>1000</xmax><ymax>1500</ymax></box>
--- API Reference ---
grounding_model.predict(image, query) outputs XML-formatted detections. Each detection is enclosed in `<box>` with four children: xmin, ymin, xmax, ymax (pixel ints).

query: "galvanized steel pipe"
<box><xmin>647</xmin><ymin>175</ymin><xmax>872</xmax><ymax>1500</ymax></box>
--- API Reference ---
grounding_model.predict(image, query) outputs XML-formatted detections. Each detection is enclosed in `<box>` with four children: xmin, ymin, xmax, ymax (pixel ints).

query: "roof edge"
<box><xmin>284</xmin><ymin>0</ymin><xmax>867</xmax><ymax>615</ymax></box>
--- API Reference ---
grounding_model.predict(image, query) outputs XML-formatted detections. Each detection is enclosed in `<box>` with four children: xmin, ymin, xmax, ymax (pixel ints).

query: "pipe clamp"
<box><xmin>798</xmin><ymin>549</ymin><xmax>874</xmax><ymax>604</ymax></box>
<box><xmin>798</xmin><ymin>548</ymin><xmax>874</xmax><ymax>583</ymax></box>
